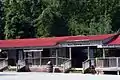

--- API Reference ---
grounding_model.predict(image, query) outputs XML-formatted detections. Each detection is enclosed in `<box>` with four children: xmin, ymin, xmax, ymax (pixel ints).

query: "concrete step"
<box><xmin>69</xmin><ymin>68</ymin><xmax>83</xmax><ymax>73</ymax></box>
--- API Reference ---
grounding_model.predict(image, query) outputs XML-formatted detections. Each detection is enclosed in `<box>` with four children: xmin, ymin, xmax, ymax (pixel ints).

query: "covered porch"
<box><xmin>82</xmin><ymin>36</ymin><xmax>120</xmax><ymax>75</ymax></box>
<box><xmin>3</xmin><ymin>47</ymin><xmax>72</xmax><ymax>72</ymax></box>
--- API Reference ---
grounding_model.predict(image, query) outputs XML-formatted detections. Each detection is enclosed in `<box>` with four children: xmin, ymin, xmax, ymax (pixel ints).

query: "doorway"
<box><xmin>71</xmin><ymin>47</ymin><xmax>87</xmax><ymax>68</ymax></box>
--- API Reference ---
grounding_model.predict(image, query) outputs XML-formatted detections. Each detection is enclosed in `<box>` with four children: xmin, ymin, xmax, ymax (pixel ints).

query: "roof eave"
<box><xmin>0</xmin><ymin>45</ymin><xmax>59</xmax><ymax>50</ymax></box>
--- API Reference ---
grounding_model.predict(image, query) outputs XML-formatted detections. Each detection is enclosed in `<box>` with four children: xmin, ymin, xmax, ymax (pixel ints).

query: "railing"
<box><xmin>63</xmin><ymin>59</ymin><xmax>71</xmax><ymax>72</ymax></box>
<box><xmin>23</xmin><ymin>57</ymin><xmax>71</xmax><ymax>72</ymax></box>
<box><xmin>0</xmin><ymin>58</ymin><xmax>8</xmax><ymax>70</ymax></box>
<box><xmin>24</xmin><ymin>57</ymin><xmax>69</xmax><ymax>66</ymax></box>
<box><xmin>17</xmin><ymin>59</ymin><xmax>26</xmax><ymax>70</ymax></box>
<box><xmin>95</xmin><ymin>57</ymin><xmax>118</xmax><ymax>68</ymax></box>
<box><xmin>82</xmin><ymin>59</ymin><xmax>91</xmax><ymax>70</ymax></box>
<box><xmin>83</xmin><ymin>57</ymin><xmax>120</xmax><ymax>71</ymax></box>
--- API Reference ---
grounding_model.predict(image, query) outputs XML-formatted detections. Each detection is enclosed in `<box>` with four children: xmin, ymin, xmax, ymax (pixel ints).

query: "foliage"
<box><xmin>0</xmin><ymin>0</ymin><xmax>4</xmax><ymax>39</ymax></box>
<box><xmin>0</xmin><ymin>0</ymin><xmax>120</xmax><ymax>39</ymax></box>
<box><xmin>4</xmin><ymin>0</ymin><xmax>35</xmax><ymax>39</ymax></box>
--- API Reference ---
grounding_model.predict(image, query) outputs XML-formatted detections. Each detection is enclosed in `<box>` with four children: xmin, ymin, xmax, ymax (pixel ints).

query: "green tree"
<box><xmin>2</xmin><ymin>0</ymin><xmax>120</xmax><ymax>39</ymax></box>
<box><xmin>34</xmin><ymin>7</ymin><xmax>54</xmax><ymax>37</ymax></box>
<box><xmin>4</xmin><ymin>0</ymin><xmax>35</xmax><ymax>39</ymax></box>
<box><xmin>0</xmin><ymin>0</ymin><xmax>4</xmax><ymax>39</ymax></box>
<box><xmin>68</xmin><ymin>0</ymin><xmax>119</xmax><ymax>35</ymax></box>
<box><xmin>112</xmin><ymin>6</ymin><xmax>120</xmax><ymax>32</ymax></box>
<box><xmin>34</xmin><ymin>0</ymin><xmax>69</xmax><ymax>37</ymax></box>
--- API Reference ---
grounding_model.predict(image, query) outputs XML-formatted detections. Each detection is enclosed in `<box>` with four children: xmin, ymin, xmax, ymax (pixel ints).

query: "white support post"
<box><xmin>23</xmin><ymin>49</ymin><xmax>25</xmax><ymax>58</ymax></box>
<box><xmin>95</xmin><ymin>58</ymin><xmax>97</xmax><ymax>67</ymax></box>
<box><xmin>56</xmin><ymin>49</ymin><xmax>58</xmax><ymax>66</ymax></box>
<box><xmin>69</xmin><ymin>47</ymin><xmax>72</xmax><ymax>60</ymax></box>
<box><xmin>23</xmin><ymin>50</ymin><xmax>26</xmax><ymax>66</ymax></box>
<box><xmin>40</xmin><ymin>51</ymin><xmax>41</xmax><ymax>66</ymax></box>
<box><xmin>103</xmin><ymin>48</ymin><xmax>105</xmax><ymax>58</ymax></box>
<box><xmin>6</xmin><ymin>52</ymin><xmax>8</xmax><ymax>60</ymax></box>
<box><xmin>117</xmin><ymin>57</ymin><xmax>119</xmax><ymax>75</ymax></box>
<box><xmin>87</xmin><ymin>47</ymin><xmax>90</xmax><ymax>60</ymax></box>
<box><xmin>117</xmin><ymin>71</ymin><xmax>119</xmax><ymax>75</ymax></box>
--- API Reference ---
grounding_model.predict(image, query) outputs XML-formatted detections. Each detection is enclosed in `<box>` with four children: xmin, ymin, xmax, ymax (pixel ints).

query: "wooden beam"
<box><xmin>40</xmin><ymin>51</ymin><xmax>41</xmax><ymax>65</ymax></box>
<box><xmin>56</xmin><ymin>49</ymin><xmax>58</xmax><ymax>66</ymax></box>
<box><xmin>87</xmin><ymin>47</ymin><xmax>90</xmax><ymax>59</ymax></box>
<box><xmin>103</xmin><ymin>48</ymin><xmax>105</xmax><ymax>58</ymax></box>
<box><xmin>69</xmin><ymin>47</ymin><xmax>72</xmax><ymax>60</ymax></box>
<box><xmin>23</xmin><ymin>49</ymin><xmax>43</xmax><ymax>52</ymax></box>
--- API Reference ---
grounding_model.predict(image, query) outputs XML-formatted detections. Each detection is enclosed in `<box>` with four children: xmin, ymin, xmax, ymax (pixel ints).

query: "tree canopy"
<box><xmin>0</xmin><ymin>0</ymin><xmax>120</xmax><ymax>39</ymax></box>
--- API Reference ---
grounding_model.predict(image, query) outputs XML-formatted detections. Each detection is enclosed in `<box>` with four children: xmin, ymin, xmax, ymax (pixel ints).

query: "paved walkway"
<box><xmin>0</xmin><ymin>72</ymin><xmax>120</xmax><ymax>80</ymax></box>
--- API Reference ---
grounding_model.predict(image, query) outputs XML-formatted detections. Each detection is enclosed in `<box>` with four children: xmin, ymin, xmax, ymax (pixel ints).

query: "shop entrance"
<box><xmin>71</xmin><ymin>47</ymin><xmax>87</xmax><ymax>68</ymax></box>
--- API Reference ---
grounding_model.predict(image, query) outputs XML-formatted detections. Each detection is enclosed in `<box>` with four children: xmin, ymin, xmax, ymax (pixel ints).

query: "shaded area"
<box><xmin>71</xmin><ymin>47</ymin><xmax>87</xmax><ymax>68</ymax></box>
<box><xmin>104</xmin><ymin>71</ymin><xmax>118</xmax><ymax>75</ymax></box>
<box><xmin>17</xmin><ymin>65</ymin><xmax>31</xmax><ymax>72</ymax></box>
<box><xmin>84</xmin><ymin>65</ymin><xmax>96</xmax><ymax>74</ymax></box>
<box><xmin>112</xmin><ymin>6</ymin><xmax>120</xmax><ymax>32</ymax></box>
<box><xmin>50</xmin><ymin>15</ymin><xmax>69</xmax><ymax>37</ymax></box>
<box><xmin>0</xmin><ymin>74</ymin><xmax>17</xmax><ymax>76</ymax></box>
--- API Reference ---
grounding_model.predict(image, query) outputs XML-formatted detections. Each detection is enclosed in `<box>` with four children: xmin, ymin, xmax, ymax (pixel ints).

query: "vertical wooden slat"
<box><xmin>56</xmin><ymin>49</ymin><xmax>58</xmax><ymax>66</ymax></box>
<box><xmin>87</xmin><ymin>47</ymin><xmax>90</xmax><ymax>59</ymax></box>
<box><xmin>40</xmin><ymin>51</ymin><xmax>41</xmax><ymax>66</ymax></box>
<box><xmin>69</xmin><ymin>47</ymin><xmax>72</xmax><ymax>60</ymax></box>
<box><xmin>103</xmin><ymin>48</ymin><xmax>105</xmax><ymax>58</ymax></box>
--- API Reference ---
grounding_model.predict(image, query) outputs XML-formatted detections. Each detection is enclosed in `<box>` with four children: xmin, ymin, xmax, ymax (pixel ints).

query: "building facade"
<box><xmin>0</xmin><ymin>33</ymin><xmax>120</xmax><ymax>73</ymax></box>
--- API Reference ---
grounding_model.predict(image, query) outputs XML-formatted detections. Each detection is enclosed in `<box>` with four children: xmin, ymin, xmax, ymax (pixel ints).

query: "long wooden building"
<box><xmin>0</xmin><ymin>33</ymin><xmax>120</xmax><ymax>74</ymax></box>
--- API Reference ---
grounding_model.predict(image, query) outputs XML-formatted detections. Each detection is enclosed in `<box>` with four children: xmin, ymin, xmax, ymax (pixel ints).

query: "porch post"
<box><xmin>69</xmin><ymin>47</ymin><xmax>72</xmax><ymax>60</ymax></box>
<box><xmin>87</xmin><ymin>47</ymin><xmax>90</xmax><ymax>59</ymax></box>
<box><xmin>23</xmin><ymin>50</ymin><xmax>26</xmax><ymax>66</ymax></box>
<box><xmin>103</xmin><ymin>48</ymin><xmax>105</xmax><ymax>58</ymax></box>
<box><xmin>6</xmin><ymin>51</ymin><xmax>8</xmax><ymax>60</ymax></box>
<box><xmin>117</xmin><ymin>71</ymin><xmax>119</xmax><ymax>75</ymax></box>
<box><xmin>56</xmin><ymin>48</ymin><xmax>58</xmax><ymax>66</ymax></box>
<box><xmin>40</xmin><ymin>51</ymin><xmax>41</xmax><ymax>66</ymax></box>
<box><xmin>117</xmin><ymin>57</ymin><xmax>119</xmax><ymax>75</ymax></box>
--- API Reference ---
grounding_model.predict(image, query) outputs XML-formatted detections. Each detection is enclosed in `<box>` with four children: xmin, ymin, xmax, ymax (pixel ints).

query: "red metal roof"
<box><xmin>0</xmin><ymin>34</ymin><xmax>117</xmax><ymax>48</ymax></box>
<box><xmin>0</xmin><ymin>37</ymin><xmax>69</xmax><ymax>48</ymax></box>
<box><xmin>65</xmin><ymin>34</ymin><xmax>116</xmax><ymax>41</ymax></box>
<box><xmin>108</xmin><ymin>36</ymin><xmax>120</xmax><ymax>45</ymax></box>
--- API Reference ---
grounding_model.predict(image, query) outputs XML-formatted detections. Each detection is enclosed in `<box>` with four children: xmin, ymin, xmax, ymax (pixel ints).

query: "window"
<box><xmin>50</xmin><ymin>49</ymin><xmax>56</xmax><ymax>57</ymax></box>
<box><xmin>42</xmin><ymin>49</ymin><xmax>50</xmax><ymax>57</ymax></box>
